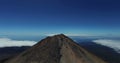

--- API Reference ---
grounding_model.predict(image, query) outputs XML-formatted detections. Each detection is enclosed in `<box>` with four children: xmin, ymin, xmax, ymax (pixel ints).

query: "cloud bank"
<box><xmin>0</xmin><ymin>38</ymin><xmax>37</xmax><ymax>47</ymax></box>
<box><xmin>93</xmin><ymin>39</ymin><xmax>120</xmax><ymax>53</ymax></box>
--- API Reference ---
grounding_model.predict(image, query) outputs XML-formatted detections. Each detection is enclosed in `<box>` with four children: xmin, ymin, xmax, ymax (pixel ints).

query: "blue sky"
<box><xmin>0</xmin><ymin>0</ymin><xmax>120</xmax><ymax>37</ymax></box>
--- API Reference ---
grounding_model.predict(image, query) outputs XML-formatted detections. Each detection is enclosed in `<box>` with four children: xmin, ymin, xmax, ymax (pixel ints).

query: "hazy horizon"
<box><xmin>0</xmin><ymin>0</ymin><xmax>120</xmax><ymax>37</ymax></box>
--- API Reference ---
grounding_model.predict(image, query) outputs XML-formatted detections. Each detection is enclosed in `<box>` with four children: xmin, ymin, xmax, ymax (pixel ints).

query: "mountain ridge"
<box><xmin>4</xmin><ymin>34</ymin><xmax>107</xmax><ymax>63</ymax></box>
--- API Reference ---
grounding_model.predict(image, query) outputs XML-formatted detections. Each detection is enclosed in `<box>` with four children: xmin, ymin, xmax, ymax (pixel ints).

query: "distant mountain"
<box><xmin>2</xmin><ymin>34</ymin><xmax>107</xmax><ymax>63</ymax></box>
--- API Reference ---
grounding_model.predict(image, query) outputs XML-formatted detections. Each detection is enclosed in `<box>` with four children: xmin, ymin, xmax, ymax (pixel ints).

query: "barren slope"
<box><xmin>4</xmin><ymin>34</ymin><xmax>107</xmax><ymax>63</ymax></box>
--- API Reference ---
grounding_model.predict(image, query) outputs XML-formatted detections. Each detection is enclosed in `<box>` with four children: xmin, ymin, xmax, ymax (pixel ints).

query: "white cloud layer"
<box><xmin>93</xmin><ymin>39</ymin><xmax>120</xmax><ymax>53</ymax></box>
<box><xmin>46</xmin><ymin>33</ymin><xmax>93</xmax><ymax>36</ymax></box>
<box><xmin>0</xmin><ymin>38</ymin><xmax>37</xmax><ymax>47</ymax></box>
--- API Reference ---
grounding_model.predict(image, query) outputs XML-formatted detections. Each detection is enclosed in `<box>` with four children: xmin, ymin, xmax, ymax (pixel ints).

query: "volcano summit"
<box><xmin>3</xmin><ymin>34</ymin><xmax>107</xmax><ymax>63</ymax></box>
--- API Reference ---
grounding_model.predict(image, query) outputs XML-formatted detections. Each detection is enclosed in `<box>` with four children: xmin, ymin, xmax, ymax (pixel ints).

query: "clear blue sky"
<box><xmin>0</xmin><ymin>0</ymin><xmax>120</xmax><ymax>37</ymax></box>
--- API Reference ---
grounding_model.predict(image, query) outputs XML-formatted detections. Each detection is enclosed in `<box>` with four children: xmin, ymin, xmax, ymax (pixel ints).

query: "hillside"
<box><xmin>3</xmin><ymin>34</ymin><xmax>107</xmax><ymax>63</ymax></box>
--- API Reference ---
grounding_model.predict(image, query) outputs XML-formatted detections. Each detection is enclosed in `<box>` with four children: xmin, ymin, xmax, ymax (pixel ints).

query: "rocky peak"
<box><xmin>4</xmin><ymin>34</ymin><xmax>107</xmax><ymax>63</ymax></box>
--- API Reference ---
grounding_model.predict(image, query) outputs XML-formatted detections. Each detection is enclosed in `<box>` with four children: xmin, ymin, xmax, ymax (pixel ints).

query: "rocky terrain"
<box><xmin>2</xmin><ymin>34</ymin><xmax>107</xmax><ymax>63</ymax></box>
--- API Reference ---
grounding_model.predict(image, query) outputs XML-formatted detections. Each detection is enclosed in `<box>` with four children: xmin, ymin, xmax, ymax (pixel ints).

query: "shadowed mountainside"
<box><xmin>3</xmin><ymin>34</ymin><xmax>107</xmax><ymax>63</ymax></box>
<box><xmin>79</xmin><ymin>42</ymin><xmax>120</xmax><ymax>63</ymax></box>
<box><xmin>0</xmin><ymin>46</ymin><xmax>30</xmax><ymax>62</ymax></box>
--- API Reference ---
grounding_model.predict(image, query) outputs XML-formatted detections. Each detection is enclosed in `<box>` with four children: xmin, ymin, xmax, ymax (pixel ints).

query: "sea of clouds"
<box><xmin>0</xmin><ymin>38</ymin><xmax>37</xmax><ymax>47</ymax></box>
<box><xmin>1</xmin><ymin>37</ymin><xmax>120</xmax><ymax>54</ymax></box>
<box><xmin>93</xmin><ymin>39</ymin><xmax>120</xmax><ymax>53</ymax></box>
